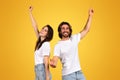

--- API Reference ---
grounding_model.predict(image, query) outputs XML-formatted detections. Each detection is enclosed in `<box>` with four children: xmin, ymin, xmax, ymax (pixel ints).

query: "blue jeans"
<box><xmin>35</xmin><ymin>64</ymin><xmax>52</xmax><ymax>80</ymax></box>
<box><xmin>62</xmin><ymin>70</ymin><xmax>85</xmax><ymax>80</ymax></box>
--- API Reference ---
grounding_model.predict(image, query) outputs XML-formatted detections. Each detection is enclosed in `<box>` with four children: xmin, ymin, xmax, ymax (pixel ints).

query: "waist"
<box><xmin>35</xmin><ymin>63</ymin><xmax>45</xmax><ymax>68</ymax></box>
<box><xmin>62</xmin><ymin>66</ymin><xmax>81</xmax><ymax>75</ymax></box>
<box><xmin>34</xmin><ymin>56</ymin><xmax>44</xmax><ymax>65</ymax></box>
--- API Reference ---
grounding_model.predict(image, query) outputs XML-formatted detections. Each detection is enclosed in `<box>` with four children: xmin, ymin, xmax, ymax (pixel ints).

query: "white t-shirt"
<box><xmin>34</xmin><ymin>42</ymin><xmax>50</xmax><ymax>65</ymax></box>
<box><xmin>54</xmin><ymin>33</ymin><xmax>81</xmax><ymax>75</ymax></box>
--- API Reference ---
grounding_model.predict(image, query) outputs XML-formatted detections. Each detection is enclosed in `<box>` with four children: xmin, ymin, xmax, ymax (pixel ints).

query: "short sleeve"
<box><xmin>42</xmin><ymin>42</ymin><xmax>50</xmax><ymax>56</ymax></box>
<box><xmin>54</xmin><ymin>44</ymin><xmax>61</xmax><ymax>57</ymax></box>
<box><xmin>71</xmin><ymin>33</ymin><xmax>81</xmax><ymax>43</ymax></box>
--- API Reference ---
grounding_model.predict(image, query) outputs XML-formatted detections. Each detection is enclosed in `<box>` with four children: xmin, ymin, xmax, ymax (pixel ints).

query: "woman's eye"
<box><xmin>45</xmin><ymin>30</ymin><xmax>48</xmax><ymax>32</ymax></box>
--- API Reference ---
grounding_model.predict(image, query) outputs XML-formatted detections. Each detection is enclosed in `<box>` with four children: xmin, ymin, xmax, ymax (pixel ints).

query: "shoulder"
<box><xmin>54</xmin><ymin>41</ymin><xmax>61</xmax><ymax>48</ymax></box>
<box><xmin>42</xmin><ymin>41</ymin><xmax>50</xmax><ymax>47</ymax></box>
<box><xmin>71</xmin><ymin>33</ymin><xmax>81</xmax><ymax>38</ymax></box>
<box><xmin>70</xmin><ymin>33</ymin><xmax>81</xmax><ymax>42</ymax></box>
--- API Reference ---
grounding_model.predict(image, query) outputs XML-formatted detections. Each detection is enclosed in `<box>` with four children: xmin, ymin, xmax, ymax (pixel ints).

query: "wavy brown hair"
<box><xmin>35</xmin><ymin>25</ymin><xmax>53</xmax><ymax>51</ymax></box>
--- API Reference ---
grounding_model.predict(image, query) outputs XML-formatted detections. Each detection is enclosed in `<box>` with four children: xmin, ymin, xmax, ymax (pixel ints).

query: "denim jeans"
<box><xmin>62</xmin><ymin>70</ymin><xmax>85</xmax><ymax>80</ymax></box>
<box><xmin>35</xmin><ymin>64</ymin><xmax>52</xmax><ymax>80</ymax></box>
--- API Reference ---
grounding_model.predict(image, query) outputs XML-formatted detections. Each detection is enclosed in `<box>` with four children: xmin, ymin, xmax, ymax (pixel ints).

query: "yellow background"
<box><xmin>0</xmin><ymin>0</ymin><xmax>120</xmax><ymax>80</ymax></box>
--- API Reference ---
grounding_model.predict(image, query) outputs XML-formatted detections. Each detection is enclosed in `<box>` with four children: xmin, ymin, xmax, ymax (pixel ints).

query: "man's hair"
<box><xmin>58</xmin><ymin>21</ymin><xmax>72</xmax><ymax>39</ymax></box>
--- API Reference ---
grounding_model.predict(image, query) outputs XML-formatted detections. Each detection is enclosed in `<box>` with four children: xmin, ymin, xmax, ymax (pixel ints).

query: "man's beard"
<box><xmin>61</xmin><ymin>32</ymin><xmax>70</xmax><ymax>38</ymax></box>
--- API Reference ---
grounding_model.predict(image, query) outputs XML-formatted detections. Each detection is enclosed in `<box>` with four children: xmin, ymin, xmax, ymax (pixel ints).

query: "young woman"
<box><xmin>29</xmin><ymin>6</ymin><xmax>53</xmax><ymax>80</ymax></box>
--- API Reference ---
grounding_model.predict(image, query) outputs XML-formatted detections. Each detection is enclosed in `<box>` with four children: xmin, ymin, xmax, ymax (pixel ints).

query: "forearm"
<box><xmin>44</xmin><ymin>57</ymin><xmax>50</xmax><ymax>80</ymax></box>
<box><xmin>29</xmin><ymin>12</ymin><xmax>37</xmax><ymax>28</ymax></box>
<box><xmin>44</xmin><ymin>63</ymin><xmax>50</xmax><ymax>80</ymax></box>
<box><xmin>29</xmin><ymin>11</ymin><xmax>39</xmax><ymax>38</ymax></box>
<box><xmin>83</xmin><ymin>15</ymin><xmax>93</xmax><ymax>32</ymax></box>
<box><xmin>80</xmin><ymin>9</ymin><xmax>94</xmax><ymax>39</ymax></box>
<box><xmin>50</xmin><ymin>56</ymin><xmax>59</xmax><ymax>68</ymax></box>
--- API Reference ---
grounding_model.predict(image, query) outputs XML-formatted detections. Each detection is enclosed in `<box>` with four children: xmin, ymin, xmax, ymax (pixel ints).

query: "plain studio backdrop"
<box><xmin>0</xmin><ymin>0</ymin><xmax>120</xmax><ymax>80</ymax></box>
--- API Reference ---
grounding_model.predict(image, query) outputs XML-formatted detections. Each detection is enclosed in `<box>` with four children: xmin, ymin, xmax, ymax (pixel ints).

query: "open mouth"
<box><xmin>63</xmin><ymin>32</ymin><xmax>69</xmax><ymax>34</ymax></box>
<box><xmin>64</xmin><ymin>33</ymin><xmax>68</xmax><ymax>34</ymax></box>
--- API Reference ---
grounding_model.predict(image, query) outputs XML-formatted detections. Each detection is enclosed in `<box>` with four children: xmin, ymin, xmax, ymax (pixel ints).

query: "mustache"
<box><xmin>63</xmin><ymin>31</ymin><xmax>69</xmax><ymax>33</ymax></box>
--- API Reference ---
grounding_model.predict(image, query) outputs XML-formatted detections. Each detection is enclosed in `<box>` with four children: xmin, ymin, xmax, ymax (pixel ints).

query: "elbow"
<box><xmin>44</xmin><ymin>57</ymin><xmax>49</xmax><ymax>66</ymax></box>
<box><xmin>44</xmin><ymin>61</ymin><xmax>48</xmax><ymax>65</ymax></box>
<box><xmin>44</xmin><ymin>60</ymin><xmax>49</xmax><ymax>65</ymax></box>
<box><xmin>87</xmin><ymin>29</ymin><xmax>90</xmax><ymax>32</ymax></box>
<box><xmin>84</xmin><ymin>28</ymin><xmax>90</xmax><ymax>33</ymax></box>
<box><xmin>85</xmin><ymin>27</ymin><xmax>90</xmax><ymax>32</ymax></box>
<box><xmin>44</xmin><ymin>61</ymin><xmax>49</xmax><ymax>69</ymax></box>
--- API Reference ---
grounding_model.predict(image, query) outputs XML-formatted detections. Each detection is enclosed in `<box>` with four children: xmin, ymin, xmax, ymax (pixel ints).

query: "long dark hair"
<box><xmin>35</xmin><ymin>25</ymin><xmax>53</xmax><ymax>51</ymax></box>
<box><xmin>58</xmin><ymin>21</ymin><xmax>72</xmax><ymax>39</ymax></box>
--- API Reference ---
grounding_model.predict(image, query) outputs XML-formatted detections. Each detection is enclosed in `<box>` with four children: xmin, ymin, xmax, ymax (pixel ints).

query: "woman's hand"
<box><xmin>29</xmin><ymin>6</ymin><xmax>33</xmax><ymax>12</ymax></box>
<box><xmin>89</xmin><ymin>8</ymin><xmax>94</xmax><ymax>16</ymax></box>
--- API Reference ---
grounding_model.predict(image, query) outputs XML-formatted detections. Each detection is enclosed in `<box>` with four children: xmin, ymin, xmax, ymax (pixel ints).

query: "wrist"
<box><xmin>89</xmin><ymin>14</ymin><xmax>93</xmax><ymax>17</ymax></box>
<box><xmin>46</xmin><ymin>76</ymin><xmax>49</xmax><ymax>80</ymax></box>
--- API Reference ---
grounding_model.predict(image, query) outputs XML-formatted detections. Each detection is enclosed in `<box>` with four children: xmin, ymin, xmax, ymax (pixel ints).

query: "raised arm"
<box><xmin>80</xmin><ymin>9</ymin><xmax>94</xmax><ymax>39</ymax></box>
<box><xmin>29</xmin><ymin>6</ymin><xmax>39</xmax><ymax>38</ymax></box>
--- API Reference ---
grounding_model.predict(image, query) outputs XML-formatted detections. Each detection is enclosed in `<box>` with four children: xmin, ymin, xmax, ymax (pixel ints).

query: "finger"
<box><xmin>50</xmin><ymin>64</ymin><xmax>56</xmax><ymax>68</ymax></box>
<box><xmin>29</xmin><ymin>6</ymin><xmax>33</xmax><ymax>9</ymax></box>
<box><xmin>91</xmin><ymin>9</ymin><xmax>94</xmax><ymax>13</ymax></box>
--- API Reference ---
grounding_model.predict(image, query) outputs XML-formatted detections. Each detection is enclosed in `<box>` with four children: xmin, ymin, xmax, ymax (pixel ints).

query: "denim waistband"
<box><xmin>35</xmin><ymin>63</ymin><xmax>45</xmax><ymax>68</ymax></box>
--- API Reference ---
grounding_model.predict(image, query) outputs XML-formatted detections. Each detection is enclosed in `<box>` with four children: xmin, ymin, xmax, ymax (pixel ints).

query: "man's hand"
<box><xmin>29</xmin><ymin>6</ymin><xmax>33</xmax><ymax>12</ymax></box>
<box><xmin>49</xmin><ymin>59</ymin><xmax>56</xmax><ymax>68</ymax></box>
<box><xmin>89</xmin><ymin>8</ymin><xmax>94</xmax><ymax>16</ymax></box>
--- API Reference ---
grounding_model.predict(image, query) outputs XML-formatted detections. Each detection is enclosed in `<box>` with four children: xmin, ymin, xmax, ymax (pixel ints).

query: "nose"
<box><xmin>64</xmin><ymin>28</ymin><xmax>69</xmax><ymax>31</ymax></box>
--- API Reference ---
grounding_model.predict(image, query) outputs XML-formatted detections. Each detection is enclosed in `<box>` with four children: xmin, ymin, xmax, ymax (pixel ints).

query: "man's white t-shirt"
<box><xmin>34</xmin><ymin>42</ymin><xmax>50</xmax><ymax>65</ymax></box>
<box><xmin>54</xmin><ymin>33</ymin><xmax>81</xmax><ymax>76</ymax></box>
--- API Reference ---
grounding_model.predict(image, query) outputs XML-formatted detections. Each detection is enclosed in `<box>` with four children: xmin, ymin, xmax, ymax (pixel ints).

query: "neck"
<box><xmin>61</xmin><ymin>37</ymin><xmax>69</xmax><ymax>41</ymax></box>
<box><xmin>41</xmin><ymin>37</ymin><xmax>45</xmax><ymax>41</ymax></box>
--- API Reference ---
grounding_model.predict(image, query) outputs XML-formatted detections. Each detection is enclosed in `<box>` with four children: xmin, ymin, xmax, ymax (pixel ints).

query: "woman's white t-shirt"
<box><xmin>34</xmin><ymin>42</ymin><xmax>50</xmax><ymax>65</ymax></box>
<box><xmin>54</xmin><ymin>33</ymin><xmax>81</xmax><ymax>75</ymax></box>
